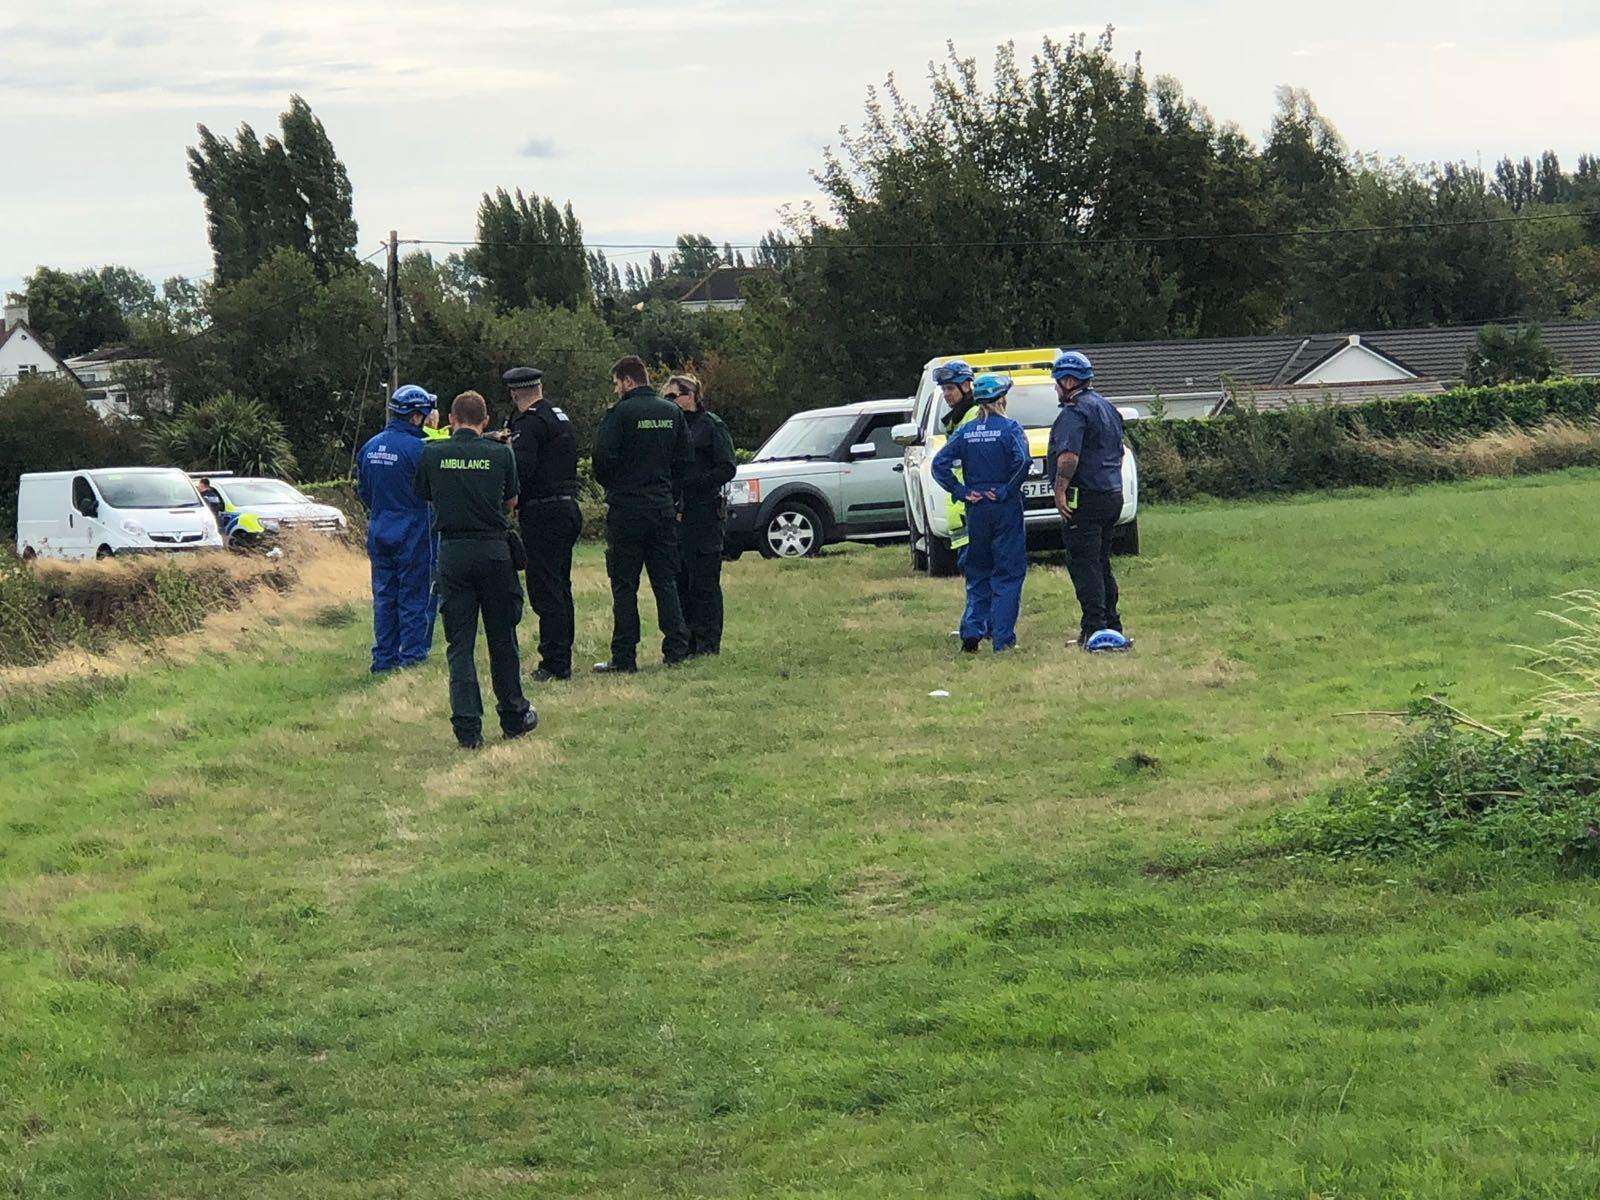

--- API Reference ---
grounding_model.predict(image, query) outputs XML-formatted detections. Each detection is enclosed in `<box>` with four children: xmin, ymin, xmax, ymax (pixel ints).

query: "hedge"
<box><xmin>1127</xmin><ymin>378</ymin><xmax>1600</xmax><ymax>502</ymax></box>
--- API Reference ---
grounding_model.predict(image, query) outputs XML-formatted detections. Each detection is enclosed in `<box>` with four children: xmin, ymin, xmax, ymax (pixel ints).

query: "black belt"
<box><xmin>523</xmin><ymin>493</ymin><xmax>578</xmax><ymax>504</ymax></box>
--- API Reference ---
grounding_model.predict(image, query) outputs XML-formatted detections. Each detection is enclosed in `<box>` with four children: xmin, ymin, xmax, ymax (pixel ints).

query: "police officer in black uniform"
<box><xmin>664</xmin><ymin>373</ymin><xmax>737</xmax><ymax>656</ymax></box>
<box><xmin>414</xmin><ymin>390</ymin><xmax>538</xmax><ymax>748</ymax></box>
<box><xmin>501</xmin><ymin>366</ymin><xmax>581</xmax><ymax>682</ymax></box>
<box><xmin>591</xmin><ymin>355</ymin><xmax>691</xmax><ymax>673</ymax></box>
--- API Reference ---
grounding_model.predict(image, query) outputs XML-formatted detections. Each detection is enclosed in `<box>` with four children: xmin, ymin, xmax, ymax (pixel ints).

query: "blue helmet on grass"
<box><xmin>972</xmin><ymin>373</ymin><xmax>1013</xmax><ymax>404</ymax></box>
<box><xmin>932</xmin><ymin>359</ymin><xmax>975</xmax><ymax>387</ymax></box>
<box><xmin>389</xmin><ymin>384</ymin><xmax>436</xmax><ymax>416</ymax></box>
<box><xmin>1083</xmin><ymin>629</ymin><xmax>1131</xmax><ymax>654</ymax></box>
<box><xmin>1051</xmin><ymin>351</ymin><xmax>1094</xmax><ymax>382</ymax></box>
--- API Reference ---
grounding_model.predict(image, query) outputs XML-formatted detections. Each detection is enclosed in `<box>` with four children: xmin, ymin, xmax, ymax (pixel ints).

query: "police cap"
<box><xmin>502</xmin><ymin>366</ymin><xmax>544</xmax><ymax>389</ymax></box>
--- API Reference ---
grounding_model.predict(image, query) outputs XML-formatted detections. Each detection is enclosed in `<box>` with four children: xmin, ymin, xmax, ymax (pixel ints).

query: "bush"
<box><xmin>147</xmin><ymin>391</ymin><xmax>298</xmax><ymax>478</ymax></box>
<box><xmin>0</xmin><ymin>376</ymin><xmax>149</xmax><ymax>536</ymax></box>
<box><xmin>0</xmin><ymin>550</ymin><xmax>296</xmax><ymax>668</ymax></box>
<box><xmin>1128</xmin><ymin>378</ymin><xmax>1600</xmax><ymax>502</ymax></box>
<box><xmin>1271</xmin><ymin>697</ymin><xmax>1600</xmax><ymax>863</ymax></box>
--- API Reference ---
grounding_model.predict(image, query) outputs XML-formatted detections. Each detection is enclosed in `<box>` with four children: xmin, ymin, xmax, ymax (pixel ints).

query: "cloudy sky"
<box><xmin>3</xmin><ymin>0</ymin><xmax>1597</xmax><ymax>297</ymax></box>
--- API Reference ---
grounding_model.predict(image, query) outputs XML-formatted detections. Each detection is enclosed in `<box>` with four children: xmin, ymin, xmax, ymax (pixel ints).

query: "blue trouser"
<box><xmin>368</xmin><ymin>514</ymin><xmax>434</xmax><ymax>671</ymax></box>
<box><xmin>959</xmin><ymin>498</ymin><xmax>1027</xmax><ymax>651</ymax></box>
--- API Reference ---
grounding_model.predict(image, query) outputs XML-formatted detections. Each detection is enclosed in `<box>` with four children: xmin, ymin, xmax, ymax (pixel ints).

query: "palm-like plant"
<box><xmin>148</xmin><ymin>392</ymin><xmax>298</xmax><ymax>478</ymax></box>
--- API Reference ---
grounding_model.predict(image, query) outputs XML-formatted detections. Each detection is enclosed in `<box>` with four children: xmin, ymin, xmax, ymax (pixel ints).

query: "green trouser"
<box><xmin>437</xmin><ymin>537</ymin><xmax>530</xmax><ymax>742</ymax></box>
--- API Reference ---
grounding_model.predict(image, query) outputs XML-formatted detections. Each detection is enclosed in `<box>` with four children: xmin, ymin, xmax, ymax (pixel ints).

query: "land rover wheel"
<box><xmin>759</xmin><ymin>500</ymin><xmax>822</xmax><ymax>559</ymax></box>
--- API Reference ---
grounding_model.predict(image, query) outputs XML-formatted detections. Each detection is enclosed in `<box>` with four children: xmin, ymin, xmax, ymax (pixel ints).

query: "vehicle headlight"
<box><xmin>726</xmin><ymin>478</ymin><xmax>761</xmax><ymax>506</ymax></box>
<box><xmin>260</xmin><ymin>516</ymin><xmax>282</xmax><ymax>530</ymax></box>
<box><xmin>335</xmin><ymin>513</ymin><xmax>348</xmax><ymax>528</ymax></box>
<box><xmin>120</xmin><ymin>519</ymin><xmax>144</xmax><ymax>536</ymax></box>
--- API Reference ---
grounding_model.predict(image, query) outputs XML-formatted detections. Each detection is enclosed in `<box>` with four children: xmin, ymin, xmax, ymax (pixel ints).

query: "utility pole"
<box><xmin>384</xmin><ymin>229</ymin><xmax>399</xmax><ymax>398</ymax></box>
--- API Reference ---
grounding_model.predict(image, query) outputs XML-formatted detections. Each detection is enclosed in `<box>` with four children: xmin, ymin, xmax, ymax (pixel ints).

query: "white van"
<box><xmin>17</xmin><ymin>468</ymin><xmax>225</xmax><ymax>561</ymax></box>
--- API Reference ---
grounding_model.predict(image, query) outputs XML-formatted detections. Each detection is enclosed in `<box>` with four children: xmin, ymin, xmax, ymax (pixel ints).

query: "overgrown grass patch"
<box><xmin>6</xmin><ymin>470</ymin><xmax>1600</xmax><ymax>1197</ymax></box>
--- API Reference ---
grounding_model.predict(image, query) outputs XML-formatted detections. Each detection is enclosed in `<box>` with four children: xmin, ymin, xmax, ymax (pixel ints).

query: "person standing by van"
<box><xmin>931</xmin><ymin>373</ymin><xmax>1030</xmax><ymax>653</ymax></box>
<box><xmin>357</xmin><ymin>384</ymin><xmax>437</xmax><ymax>673</ymax></box>
<box><xmin>1048</xmin><ymin>351</ymin><xmax>1130</xmax><ymax>651</ymax></box>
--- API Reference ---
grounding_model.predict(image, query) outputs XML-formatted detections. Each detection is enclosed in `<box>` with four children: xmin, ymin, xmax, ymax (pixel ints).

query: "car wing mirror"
<box><xmin>890</xmin><ymin>422</ymin><xmax>922</xmax><ymax>447</ymax></box>
<box><xmin>849</xmin><ymin>442</ymin><xmax>876</xmax><ymax>459</ymax></box>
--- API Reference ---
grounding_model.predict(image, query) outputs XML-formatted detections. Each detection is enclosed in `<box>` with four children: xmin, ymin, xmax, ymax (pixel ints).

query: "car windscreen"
<box><xmin>753</xmin><ymin>414</ymin><xmax>856</xmax><ymax>461</ymax></box>
<box><xmin>935</xmin><ymin>382</ymin><xmax>1061</xmax><ymax>433</ymax></box>
<box><xmin>221</xmin><ymin>480</ymin><xmax>307</xmax><ymax>506</ymax></box>
<box><xmin>91</xmin><ymin>470</ymin><xmax>203</xmax><ymax>509</ymax></box>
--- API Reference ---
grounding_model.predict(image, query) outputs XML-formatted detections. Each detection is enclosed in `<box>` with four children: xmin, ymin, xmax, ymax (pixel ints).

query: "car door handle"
<box><xmin>892</xmin><ymin>464</ymin><xmax>904</xmax><ymax>472</ymax></box>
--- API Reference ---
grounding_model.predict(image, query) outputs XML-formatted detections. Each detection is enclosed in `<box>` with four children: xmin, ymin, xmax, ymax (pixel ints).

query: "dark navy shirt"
<box><xmin>1048</xmin><ymin>389</ymin><xmax>1125</xmax><ymax>493</ymax></box>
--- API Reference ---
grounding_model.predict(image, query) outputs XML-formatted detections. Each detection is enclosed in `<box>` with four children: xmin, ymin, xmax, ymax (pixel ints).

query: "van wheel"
<box><xmin>20</xmin><ymin>546</ymin><xmax>37</xmax><ymax>563</ymax></box>
<box><xmin>926</xmin><ymin>535</ymin><xmax>959</xmax><ymax>577</ymax></box>
<box><xmin>1110</xmin><ymin>519</ymin><xmax>1140</xmax><ymax>556</ymax></box>
<box><xmin>95</xmin><ymin>544</ymin><xmax>114</xmax><ymax>561</ymax></box>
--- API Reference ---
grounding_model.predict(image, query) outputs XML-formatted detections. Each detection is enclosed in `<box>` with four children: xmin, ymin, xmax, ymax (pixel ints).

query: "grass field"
<box><xmin>5</xmin><ymin>471</ymin><xmax>1600</xmax><ymax>1199</ymax></box>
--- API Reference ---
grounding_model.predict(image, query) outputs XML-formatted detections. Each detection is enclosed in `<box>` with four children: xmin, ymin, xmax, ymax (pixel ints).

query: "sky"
<box><xmin>4</xmin><ymin>0</ymin><xmax>1599</xmax><ymax>298</ymax></box>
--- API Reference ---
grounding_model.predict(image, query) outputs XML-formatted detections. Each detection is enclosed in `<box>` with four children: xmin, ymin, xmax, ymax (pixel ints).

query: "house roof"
<box><xmin>678</xmin><ymin>267</ymin><xmax>774</xmax><ymax>305</ymax></box>
<box><xmin>65</xmin><ymin>344</ymin><xmax>152</xmax><ymax>367</ymax></box>
<box><xmin>1241</xmin><ymin>379</ymin><xmax>1450</xmax><ymax>412</ymax></box>
<box><xmin>1058</xmin><ymin>318</ymin><xmax>1600</xmax><ymax>399</ymax></box>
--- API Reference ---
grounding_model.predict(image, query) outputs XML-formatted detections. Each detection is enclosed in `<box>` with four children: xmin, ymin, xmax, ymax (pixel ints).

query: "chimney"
<box><xmin>3</xmin><ymin>293</ymin><xmax>26</xmax><ymax>333</ymax></box>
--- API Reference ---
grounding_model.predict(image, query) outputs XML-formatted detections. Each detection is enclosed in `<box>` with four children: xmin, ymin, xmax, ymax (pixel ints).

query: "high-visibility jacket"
<box><xmin>943</xmin><ymin>406</ymin><xmax>978</xmax><ymax>550</ymax></box>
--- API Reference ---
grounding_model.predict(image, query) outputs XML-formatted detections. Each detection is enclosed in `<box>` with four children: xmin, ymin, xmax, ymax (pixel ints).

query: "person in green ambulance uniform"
<box><xmin>413</xmin><ymin>390</ymin><xmax>538</xmax><ymax>749</ymax></box>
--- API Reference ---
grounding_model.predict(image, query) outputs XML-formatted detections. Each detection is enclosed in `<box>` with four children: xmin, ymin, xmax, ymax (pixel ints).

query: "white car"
<box><xmin>893</xmin><ymin>353</ymin><xmax>1139</xmax><ymax>576</ymax></box>
<box><xmin>204</xmin><ymin>475</ymin><xmax>347</xmax><ymax>535</ymax></box>
<box><xmin>16</xmin><ymin>467</ymin><xmax>224</xmax><ymax>561</ymax></box>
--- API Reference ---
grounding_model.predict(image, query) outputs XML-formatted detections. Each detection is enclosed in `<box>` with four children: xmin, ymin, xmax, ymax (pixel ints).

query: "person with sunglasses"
<box><xmin>664</xmin><ymin>374</ymin><xmax>737</xmax><ymax>656</ymax></box>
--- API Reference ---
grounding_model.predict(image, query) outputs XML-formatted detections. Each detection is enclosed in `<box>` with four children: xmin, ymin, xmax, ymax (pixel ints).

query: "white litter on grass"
<box><xmin>928</xmin><ymin>689</ymin><xmax>950</xmax><ymax>698</ymax></box>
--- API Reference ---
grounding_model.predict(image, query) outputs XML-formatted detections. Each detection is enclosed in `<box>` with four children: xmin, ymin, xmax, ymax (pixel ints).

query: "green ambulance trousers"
<box><xmin>437</xmin><ymin>536</ymin><xmax>531</xmax><ymax>741</ymax></box>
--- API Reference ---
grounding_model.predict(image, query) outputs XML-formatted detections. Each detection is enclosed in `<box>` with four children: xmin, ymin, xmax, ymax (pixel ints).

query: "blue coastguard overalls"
<box><xmin>357</xmin><ymin>417</ymin><xmax>434</xmax><ymax>671</ymax></box>
<box><xmin>932</xmin><ymin>411</ymin><xmax>1030</xmax><ymax>651</ymax></box>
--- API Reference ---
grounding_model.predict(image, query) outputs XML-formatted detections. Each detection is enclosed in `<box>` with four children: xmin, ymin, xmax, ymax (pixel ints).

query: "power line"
<box><xmin>397</xmin><ymin>207</ymin><xmax>1600</xmax><ymax>254</ymax></box>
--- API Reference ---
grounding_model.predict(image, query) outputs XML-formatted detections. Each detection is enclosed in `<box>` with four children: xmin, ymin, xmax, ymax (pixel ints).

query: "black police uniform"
<box><xmin>592</xmin><ymin>385</ymin><xmax>691</xmax><ymax>669</ymax></box>
<box><xmin>413</xmin><ymin>428</ymin><xmax>536</xmax><ymax>746</ymax></box>
<box><xmin>503</xmin><ymin>369</ymin><xmax>581</xmax><ymax>679</ymax></box>
<box><xmin>1047</xmin><ymin>387</ymin><xmax>1127</xmax><ymax>642</ymax></box>
<box><xmin>676</xmin><ymin>406</ymin><xmax>737</xmax><ymax>655</ymax></box>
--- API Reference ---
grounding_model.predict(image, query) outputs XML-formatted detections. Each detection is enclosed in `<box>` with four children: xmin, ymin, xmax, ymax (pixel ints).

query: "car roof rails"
<box><xmin>185</xmin><ymin>471</ymin><xmax>235</xmax><ymax>479</ymax></box>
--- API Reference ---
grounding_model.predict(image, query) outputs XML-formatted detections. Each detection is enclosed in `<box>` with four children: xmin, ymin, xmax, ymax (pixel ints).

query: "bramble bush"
<box><xmin>1270</xmin><ymin>697</ymin><xmax>1600</xmax><ymax>864</ymax></box>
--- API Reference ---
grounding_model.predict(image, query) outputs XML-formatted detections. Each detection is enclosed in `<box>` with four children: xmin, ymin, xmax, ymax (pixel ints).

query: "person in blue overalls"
<box><xmin>357</xmin><ymin>384</ymin><xmax>437</xmax><ymax>673</ymax></box>
<box><xmin>932</xmin><ymin>373</ymin><xmax>1030</xmax><ymax>653</ymax></box>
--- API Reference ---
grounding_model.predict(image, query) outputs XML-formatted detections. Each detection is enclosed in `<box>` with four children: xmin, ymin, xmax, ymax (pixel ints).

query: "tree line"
<box><xmin>16</xmin><ymin>28</ymin><xmax>1600</xmax><ymax>481</ymax></box>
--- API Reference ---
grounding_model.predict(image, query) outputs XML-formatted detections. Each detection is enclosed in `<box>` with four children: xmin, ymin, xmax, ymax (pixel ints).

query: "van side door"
<box><xmin>65</xmin><ymin>475</ymin><xmax>99</xmax><ymax>558</ymax></box>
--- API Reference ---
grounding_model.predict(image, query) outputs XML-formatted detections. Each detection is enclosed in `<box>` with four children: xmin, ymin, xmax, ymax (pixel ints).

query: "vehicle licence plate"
<box><xmin>1021</xmin><ymin>480</ymin><xmax>1053</xmax><ymax>499</ymax></box>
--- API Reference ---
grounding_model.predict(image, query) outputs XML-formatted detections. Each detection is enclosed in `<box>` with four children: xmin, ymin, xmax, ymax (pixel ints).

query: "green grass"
<box><xmin>5</xmin><ymin>469</ymin><xmax>1600</xmax><ymax>1198</ymax></box>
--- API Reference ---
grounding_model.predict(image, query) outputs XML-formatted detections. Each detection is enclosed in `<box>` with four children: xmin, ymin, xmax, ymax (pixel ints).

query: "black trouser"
<box><xmin>1061</xmin><ymin>488</ymin><xmax>1124</xmax><ymax>640</ymax></box>
<box><xmin>520</xmin><ymin>497</ymin><xmax>581</xmax><ymax>676</ymax></box>
<box><xmin>605</xmin><ymin>504</ymin><xmax>689</xmax><ymax>667</ymax></box>
<box><xmin>437</xmin><ymin>537</ymin><xmax>531</xmax><ymax>742</ymax></box>
<box><xmin>677</xmin><ymin>507</ymin><xmax>726</xmax><ymax>656</ymax></box>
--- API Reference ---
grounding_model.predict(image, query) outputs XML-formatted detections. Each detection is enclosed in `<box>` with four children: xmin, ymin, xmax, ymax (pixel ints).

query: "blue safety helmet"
<box><xmin>1083</xmin><ymin>629</ymin><xmax>1132</xmax><ymax>653</ymax></box>
<box><xmin>972</xmin><ymin>373</ymin><xmax>1013</xmax><ymax>404</ymax></box>
<box><xmin>389</xmin><ymin>384</ymin><xmax>436</xmax><ymax>416</ymax></box>
<box><xmin>932</xmin><ymin>359</ymin><xmax>975</xmax><ymax>387</ymax></box>
<box><xmin>1051</xmin><ymin>351</ymin><xmax>1094</xmax><ymax>382</ymax></box>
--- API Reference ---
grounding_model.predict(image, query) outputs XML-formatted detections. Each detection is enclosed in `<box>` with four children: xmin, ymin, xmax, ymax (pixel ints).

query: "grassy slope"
<box><xmin>4</xmin><ymin>470</ymin><xmax>1600</xmax><ymax>1199</ymax></box>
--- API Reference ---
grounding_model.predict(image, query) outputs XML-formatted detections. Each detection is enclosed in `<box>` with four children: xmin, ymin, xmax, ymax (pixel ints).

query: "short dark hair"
<box><xmin>450</xmin><ymin>390</ymin><xmax>489</xmax><ymax>426</ymax></box>
<box><xmin>611</xmin><ymin>355</ymin><xmax>650</xmax><ymax>388</ymax></box>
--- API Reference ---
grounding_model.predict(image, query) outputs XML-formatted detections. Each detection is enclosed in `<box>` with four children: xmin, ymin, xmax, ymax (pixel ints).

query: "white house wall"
<box><xmin>1295</xmin><ymin>342</ymin><xmax>1415</xmax><ymax>385</ymax></box>
<box><xmin>0</xmin><ymin>326</ymin><xmax>66</xmax><ymax>384</ymax></box>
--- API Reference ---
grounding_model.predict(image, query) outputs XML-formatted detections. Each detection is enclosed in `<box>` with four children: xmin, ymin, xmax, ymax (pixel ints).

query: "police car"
<box><xmin>892</xmin><ymin>348</ymin><xmax>1140</xmax><ymax>576</ymax></box>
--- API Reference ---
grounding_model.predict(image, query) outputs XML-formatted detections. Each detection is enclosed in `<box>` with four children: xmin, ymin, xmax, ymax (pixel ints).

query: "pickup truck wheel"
<box><xmin>909</xmin><ymin>536</ymin><xmax>928</xmax><ymax>573</ymax></box>
<box><xmin>926</xmin><ymin>534</ymin><xmax>959</xmax><ymax>577</ymax></box>
<box><xmin>1110</xmin><ymin>518</ymin><xmax>1140</xmax><ymax>557</ymax></box>
<box><xmin>758</xmin><ymin>501</ymin><xmax>822</xmax><ymax>559</ymax></box>
<box><xmin>95</xmin><ymin>544</ymin><xmax>114</xmax><ymax>561</ymax></box>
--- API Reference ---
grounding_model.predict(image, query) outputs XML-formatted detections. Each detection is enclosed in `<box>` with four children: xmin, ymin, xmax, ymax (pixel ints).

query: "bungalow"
<box><xmin>64</xmin><ymin>344</ymin><xmax>168</xmax><ymax>419</ymax></box>
<box><xmin>1060</xmin><ymin>318</ymin><xmax>1600</xmax><ymax>418</ymax></box>
<box><xmin>678</xmin><ymin>267</ymin><xmax>774</xmax><ymax>313</ymax></box>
